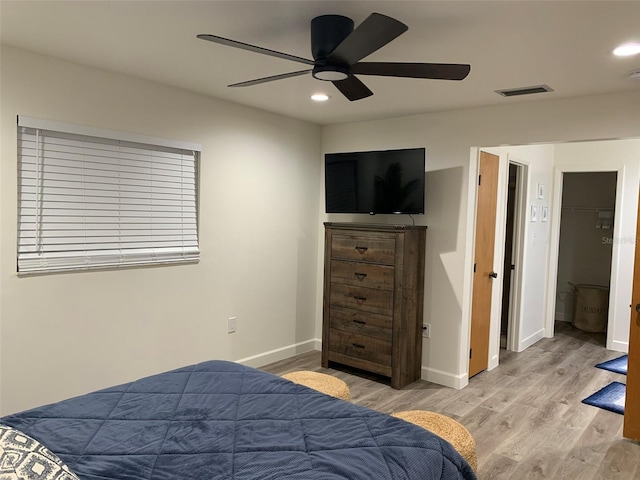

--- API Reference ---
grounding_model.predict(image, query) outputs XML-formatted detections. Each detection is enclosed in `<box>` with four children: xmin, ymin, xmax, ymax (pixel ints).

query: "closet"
<box><xmin>555</xmin><ymin>172</ymin><xmax>617</xmax><ymax>338</ymax></box>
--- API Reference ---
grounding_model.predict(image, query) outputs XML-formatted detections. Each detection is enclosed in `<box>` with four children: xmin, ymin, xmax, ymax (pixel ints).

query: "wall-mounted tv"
<box><xmin>324</xmin><ymin>147</ymin><xmax>425</xmax><ymax>215</ymax></box>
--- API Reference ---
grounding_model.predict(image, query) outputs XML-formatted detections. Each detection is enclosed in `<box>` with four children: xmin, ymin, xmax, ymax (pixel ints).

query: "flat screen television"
<box><xmin>324</xmin><ymin>147</ymin><xmax>425</xmax><ymax>214</ymax></box>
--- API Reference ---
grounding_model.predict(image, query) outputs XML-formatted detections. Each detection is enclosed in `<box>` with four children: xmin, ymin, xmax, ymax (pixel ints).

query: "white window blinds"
<box><xmin>17</xmin><ymin>117</ymin><xmax>200</xmax><ymax>274</ymax></box>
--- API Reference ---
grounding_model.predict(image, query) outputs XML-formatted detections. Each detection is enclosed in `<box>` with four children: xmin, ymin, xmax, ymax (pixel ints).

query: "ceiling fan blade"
<box><xmin>328</xmin><ymin>13</ymin><xmax>407</xmax><ymax>66</ymax></box>
<box><xmin>352</xmin><ymin>62</ymin><xmax>471</xmax><ymax>80</ymax></box>
<box><xmin>229</xmin><ymin>69</ymin><xmax>311</xmax><ymax>87</ymax></box>
<box><xmin>332</xmin><ymin>76</ymin><xmax>373</xmax><ymax>101</ymax></box>
<box><xmin>197</xmin><ymin>34</ymin><xmax>314</xmax><ymax>66</ymax></box>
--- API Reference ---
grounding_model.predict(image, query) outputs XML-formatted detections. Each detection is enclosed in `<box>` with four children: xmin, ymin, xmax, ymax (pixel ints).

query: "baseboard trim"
<box><xmin>488</xmin><ymin>354</ymin><xmax>500</xmax><ymax>371</ymax></box>
<box><xmin>237</xmin><ymin>339</ymin><xmax>318</xmax><ymax>368</ymax></box>
<box><xmin>421</xmin><ymin>366</ymin><xmax>467</xmax><ymax>390</ymax></box>
<box><xmin>611</xmin><ymin>340</ymin><xmax>629</xmax><ymax>354</ymax></box>
<box><xmin>517</xmin><ymin>328</ymin><xmax>545</xmax><ymax>352</ymax></box>
<box><xmin>244</xmin><ymin>340</ymin><xmax>470</xmax><ymax>390</ymax></box>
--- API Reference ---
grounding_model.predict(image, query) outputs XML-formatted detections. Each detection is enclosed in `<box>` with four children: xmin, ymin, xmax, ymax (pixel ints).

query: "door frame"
<box><xmin>544</xmin><ymin>165</ymin><xmax>626</xmax><ymax>349</ymax></box>
<box><xmin>466</xmin><ymin>149</ymin><xmax>530</xmax><ymax>375</ymax></box>
<box><xmin>487</xmin><ymin>154</ymin><xmax>530</xmax><ymax>367</ymax></box>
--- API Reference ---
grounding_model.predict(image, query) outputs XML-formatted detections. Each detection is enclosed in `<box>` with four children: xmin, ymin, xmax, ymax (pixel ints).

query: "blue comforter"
<box><xmin>1</xmin><ymin>360</ymin><xmax>476</xmax><ymax>480</ymax></box>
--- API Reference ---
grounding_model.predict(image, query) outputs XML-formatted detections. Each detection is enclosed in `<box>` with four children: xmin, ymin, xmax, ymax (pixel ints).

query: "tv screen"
<box><xmin>324</xmin><ymin>147</ymin><xmax>425</xmax><ymax>214</ymax></box>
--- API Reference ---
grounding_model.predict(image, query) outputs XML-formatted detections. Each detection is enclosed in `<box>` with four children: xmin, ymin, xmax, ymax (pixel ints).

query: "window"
<box><xmin>17</xmin><ymin>116</ymin><xmax>201</xmax><ymax>274</ymax></box>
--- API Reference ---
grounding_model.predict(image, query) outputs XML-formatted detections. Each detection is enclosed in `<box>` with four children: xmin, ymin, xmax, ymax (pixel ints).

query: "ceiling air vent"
<box><xmin>495</xmin><ymin>84</ymin><xmax>554</xmax><ymax>97</ymax></box>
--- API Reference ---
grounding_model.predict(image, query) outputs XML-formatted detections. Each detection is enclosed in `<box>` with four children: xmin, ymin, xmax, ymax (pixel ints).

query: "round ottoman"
<box><xmin>282</xmin><ymin>371</ymin><xmax>351</xmax><ymax>401</ymax></box>
<box><xmin>392</xmin><ymin>410</ymin><xmax>477</xmax><ymax>472</ymax></box>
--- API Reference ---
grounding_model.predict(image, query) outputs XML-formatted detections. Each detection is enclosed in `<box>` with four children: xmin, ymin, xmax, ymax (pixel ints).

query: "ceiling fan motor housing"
<box><xmin>311</xmin><ymin>15</ymin><xmax>354</xmax><ymax>80</ymax></box>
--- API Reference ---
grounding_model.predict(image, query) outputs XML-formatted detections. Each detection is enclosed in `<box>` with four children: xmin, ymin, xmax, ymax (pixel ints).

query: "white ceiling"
<box><xmin>1</xmin><ymin>0</ymin><xmax>639</xmax><ymax>125</ymax></box>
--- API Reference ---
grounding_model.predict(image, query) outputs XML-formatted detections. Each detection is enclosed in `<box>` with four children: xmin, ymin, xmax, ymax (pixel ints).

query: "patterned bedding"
<box><xmin>1</xmin><ymin>360</ymin><xmax>476</xmax><ymax>480</ymax></box>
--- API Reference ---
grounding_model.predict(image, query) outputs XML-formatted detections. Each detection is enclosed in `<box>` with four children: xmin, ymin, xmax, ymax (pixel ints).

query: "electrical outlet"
<box><xmin>422</xmin><ymin>323</ymin><xmax>430</xmax><ymax>338</ymax></box>
<box><xmin>228</xmin><ymin>317</ymin><xmax>237</xmax><ymax>334</ymax></box>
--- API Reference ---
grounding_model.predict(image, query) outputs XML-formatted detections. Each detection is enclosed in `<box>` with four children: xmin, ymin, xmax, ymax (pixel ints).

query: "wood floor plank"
<box><xmin>552</xmin><ymin>456</ymin><xmax>599</xmax><ymax>480</ymax></box>
<box><xmin>260</xmin><ymin>321</ymin><xmax>640</xmax><ymax>479</ymax></box>
<box><xmin>595</xmin><ymin>438</ymin><xmax>640</xmax><ymax>479</ymax></box>
<box><xmin>472</xmin><ymin>400</ymin><xmax>540</xmax><ymax>461</ymax></box>
<box><xmin>477</xmin><ymin>453</ymin><xmax>519</xmax><ymax>479</ymax></box>
<box><xmin>566</xmin><ymin>409</ymin><xmax>627</xmax><ymax>466</ymax></box>
<box><xmin>494</xmin><ymin>401</ymin><xmax>578</xmax><ymax>462</ymax></box>
<box><xmin>478</xmin><ymin>371</ymin><xmax>544</xmax><ymax>413</ymax></box>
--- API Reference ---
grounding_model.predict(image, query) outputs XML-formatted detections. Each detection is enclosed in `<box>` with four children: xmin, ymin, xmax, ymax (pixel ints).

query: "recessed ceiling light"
<box><xmin>613</xmin><ymin>43</ymin><xmax>640</xmax><ymax>57</ymax></box>
<box><xmin>311</xmin><ymin>93</ymin><xmax>330</xmax><ymax>102</ymax></box>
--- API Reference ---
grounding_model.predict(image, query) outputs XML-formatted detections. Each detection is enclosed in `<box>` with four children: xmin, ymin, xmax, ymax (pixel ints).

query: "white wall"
<box><xmin>508</xmin><ymin>145</ymin><xmax>556</xmax><ymax>349</ymax></box>
<box><xmin>0</xmin><ymin>46</ymin><xmax>322</xmax><ymax>415</ymax></box>
<box><xmin>548</xmin><ymin>140</ymin><xmax>640</xmax><ymax>352</ymax></box>
<box><xmin>321</xmin><ymin>90</ymin><xmax>640</xmax><ymax>388</ymax></box>
<box><xmin>3</xmin><ymin>46</ymin><xmax>640</xmax><ymax>415</ymax></box>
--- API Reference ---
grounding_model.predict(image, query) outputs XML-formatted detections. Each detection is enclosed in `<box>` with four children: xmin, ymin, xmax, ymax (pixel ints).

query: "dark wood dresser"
<box><xmin>322</xmin><ymin>222</ymin><xmax>426</xmax><ymax>389</ymax></box>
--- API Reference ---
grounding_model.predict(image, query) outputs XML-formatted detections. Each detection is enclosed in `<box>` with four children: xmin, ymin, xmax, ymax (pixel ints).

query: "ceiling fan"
<box><xmin>197</xmin><ymin>13</ymin><xmax>471</xmax><ymax>101</ymax></box>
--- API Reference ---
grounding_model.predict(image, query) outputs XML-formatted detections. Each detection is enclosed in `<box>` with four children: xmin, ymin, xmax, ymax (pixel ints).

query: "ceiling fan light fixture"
<box><xmin>312</xmin><ymin>64</ymin><xmax>349</xmax><ymax>81</ymax></box>
<box><xmin>613</xmin><ymin>43</ymin><xmax>640</xmax><ymax>57</ymax></box>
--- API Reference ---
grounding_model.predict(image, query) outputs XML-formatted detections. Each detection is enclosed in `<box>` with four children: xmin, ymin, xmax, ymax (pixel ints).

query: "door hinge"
<box><xmin>478</xmin><ymin>175</ymin><xmax>482</xmax><ymax>186</ymax></box>
<box><xmin>474</xmin><ymin>263</ymin><xmax>477</xmax><ymax>273</ymax></box>
<box><xmin>469</xmin><ymin>348</ymin><xmax>473</xmax><ymax>359</ymax></box>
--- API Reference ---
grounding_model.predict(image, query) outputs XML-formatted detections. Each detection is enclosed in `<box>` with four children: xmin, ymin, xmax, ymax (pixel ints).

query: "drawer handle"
<box><xmin>355</xmin><ymin>246</ymin><xmax>368</xmax><ymax>254</ymax></box>
<box><xmin>353</xmin><ymin>319</ymin><xmax>366</xmax><ymax>325</ymax></box>
<box><xmin>354</xmin><ymin>272</ymin><xmax>368</xmax><ymax>280</ymax></box>
<box><xmin>352</xmin><ymin>343</ymin><xmax>366</xmax><ymax>349</ymax></box>
<box><xmin>353</xmin><ymin>296</ymin><xmax>367</xmax><ymax>304</ymax></box>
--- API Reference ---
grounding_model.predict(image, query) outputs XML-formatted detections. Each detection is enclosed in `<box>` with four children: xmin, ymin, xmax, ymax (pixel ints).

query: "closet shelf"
<box><xmin>561</xmin><ymin>206</ymin><xmax>614</xmax><ymax>212</ymax></box>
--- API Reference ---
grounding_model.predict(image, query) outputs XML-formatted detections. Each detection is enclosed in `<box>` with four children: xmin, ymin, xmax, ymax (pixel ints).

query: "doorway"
<box><xmin>469</xmin><ymin>151</ymin><xmax>528</xmax><ymax>377</ymax></box>
<box><xmin>500</xmin><ymin>163</ymin><xmax>524</xmax><ymax>351</ymax></box>
<box><xmin>554</xmin><ymin>172</ymin><xmax>617</xmax><ymax>343</ymax></box>
<box><xmin>467</xmin><ymin>140</ymin><xmax>639</xmax><ymax>386</ymax></box>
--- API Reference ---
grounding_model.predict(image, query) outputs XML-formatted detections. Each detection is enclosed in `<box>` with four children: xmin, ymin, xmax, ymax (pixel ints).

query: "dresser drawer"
<box><xmin>331</xmin><ymin>234</ymin><xmax>395</xmax><ymax>264</ymax></box>
<box><xmin>329</xmin><ymin>283</ymin><xmax>394</xmax><ymax>316</ymax></box>
<box><xmin>328</xmin><ymin>329</ymin><xmax>392</xmax><ymax>366</ymax></box>
<box><xmin>330</xmin><ymin>260</ymin><xmax>394</xmax><ymax>290</ymax></box>
<box><xmin>329</xmin><ymin>306</ymin><xmax>392</xmax><ymax>341</ymax></box>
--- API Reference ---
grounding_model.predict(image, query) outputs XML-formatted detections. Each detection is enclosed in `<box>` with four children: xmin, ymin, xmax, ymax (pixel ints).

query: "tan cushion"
<box><xmin>392</xmin><ymin>410</ymin><xmax>477</xmax><ymax>472</ymax></box>
<box><xmin>282</xmin><ymin>371</ymin><xmax>351</xmax><ymax>401</ymax></box>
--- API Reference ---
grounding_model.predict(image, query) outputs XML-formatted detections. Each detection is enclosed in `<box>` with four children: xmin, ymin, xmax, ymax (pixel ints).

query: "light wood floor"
<box><xmin>260</xmin><ymin>321</ymin><xmax>640</xmax><ymax>480</ymax></box>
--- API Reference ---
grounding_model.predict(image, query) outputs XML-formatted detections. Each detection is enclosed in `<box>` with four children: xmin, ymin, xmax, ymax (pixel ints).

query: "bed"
<box><xmin>1</xmin><ymin>360</ymin><xmax>476</xmax><ymax>480</ymax></box>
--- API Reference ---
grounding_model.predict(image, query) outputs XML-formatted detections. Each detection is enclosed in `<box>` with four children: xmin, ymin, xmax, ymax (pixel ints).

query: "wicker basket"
<box><xmin>281</xmin><ymin>371</ymin><xmax>350</xmax><ymax>401</ymax></box>
<box><xmin>392</xmin><ymin>410</ymin><xmax>477</xmax><ymax>472</ymax></box>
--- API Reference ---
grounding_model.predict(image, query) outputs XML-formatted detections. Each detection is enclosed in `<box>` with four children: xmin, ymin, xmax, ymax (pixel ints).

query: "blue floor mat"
<box><xmin>595</xmin><ymin>355</ymin><xmax>628</xmax><ymax>375</ymax></box>
<box><xmin>582</xmin><ymin>381</ymin><xmax>625</xmax><ymax>415</ymax></box>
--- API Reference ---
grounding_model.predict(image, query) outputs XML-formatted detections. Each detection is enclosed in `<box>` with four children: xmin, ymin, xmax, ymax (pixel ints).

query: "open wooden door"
<box><xmin>469</xmin><ymin>151</ymin><xmax>500</xmax><ymax>378</ymax></box>
<box><xmin>624</xmin><ymin>189</ymin><xmax>640</xmax><ymax>441</ymax></box>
